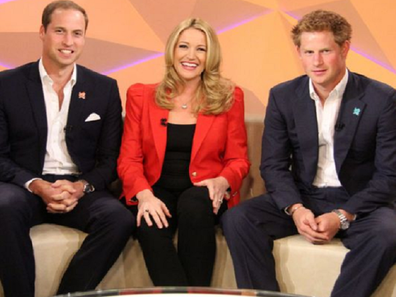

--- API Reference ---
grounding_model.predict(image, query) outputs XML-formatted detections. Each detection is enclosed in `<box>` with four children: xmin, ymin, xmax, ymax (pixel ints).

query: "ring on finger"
<box><xmin>144</xmin><ymin>209</ymin><xmax>149</xmax><ymax>213</ymax></box>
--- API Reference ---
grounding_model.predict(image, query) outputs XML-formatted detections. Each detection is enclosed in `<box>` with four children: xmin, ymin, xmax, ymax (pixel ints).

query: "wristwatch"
<box><xmin>82</xmin><ymin>181</ymin><xmax>95</xmax><ymax>194</ymax></box>
<box><xmin>332</xmin><ymin>209</ymin><xmax>350</xmax><ymax>230</ymax></box>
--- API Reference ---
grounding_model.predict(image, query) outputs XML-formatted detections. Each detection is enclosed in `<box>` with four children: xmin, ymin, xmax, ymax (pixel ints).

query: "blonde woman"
<box><xmin>118</xmin><ymin>18</ymin><xmax>250</xmax><ymax>286</ymax></box>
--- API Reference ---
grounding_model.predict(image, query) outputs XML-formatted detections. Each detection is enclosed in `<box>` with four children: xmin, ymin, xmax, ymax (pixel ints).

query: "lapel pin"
<box><xmin>78</xmin><ymin>92</ymin><xmax>86</xmax><ymax>100</ymax></box>
<box><xmin>353</xmin><ymin>107</ymin><xmax>361</xmax><ymax>116</ymax></box>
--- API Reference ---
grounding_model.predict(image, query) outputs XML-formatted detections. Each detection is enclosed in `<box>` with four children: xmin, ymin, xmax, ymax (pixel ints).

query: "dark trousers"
<box><xmin>0</xmin><ymin>178</ymin><xmax>135</xmax><ymax>297</ymax></box>
<box><xmin>127</xmin><ymin>185</ymin><xmax>227</xmax><ymax>286</ymax></box>
<box><xmin>222</xmin><ymin>187</ymin><xmax>396</xmax><ymax>297</ymax></box>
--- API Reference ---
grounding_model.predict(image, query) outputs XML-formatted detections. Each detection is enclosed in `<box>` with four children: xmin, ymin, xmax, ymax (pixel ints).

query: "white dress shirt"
<box><xmin>39</xmin><ymin>59</ymin><xmax>79</xmax><ymax>175</ymax></box>
<box><xmin>310</xmin><ymin>70</ymin><xmax>348</xmax><ymax>188</ymax></box>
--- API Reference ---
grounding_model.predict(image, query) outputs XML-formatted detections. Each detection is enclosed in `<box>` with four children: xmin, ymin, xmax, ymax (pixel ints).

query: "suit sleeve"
<box><xmin>117</xmin><ymin>84</ymin><xmax>152</xmax><ymax>201</ymax></box>
<box><xmin>0</xmin><ymin>76</ymin><xmax>37</xmax><ymax>186</ymax></box>
<box><xmin>78</xmin><ymin>79</ymin><xmax>122</xmax><ymax>190</ymax></box>
<box><xmin>219</xmin><ymin>87</ymin><xmax>250</xmax><ymax>196</ymax></box>
<box><xmin>343</xmin><ymin>89</ymin><xmax>396</xmax><ymax>215</ymax></box>
<box><xmin>260</xmin><ymin>89</ymin><xmax>303</xmax><ymax>210</ymax></box>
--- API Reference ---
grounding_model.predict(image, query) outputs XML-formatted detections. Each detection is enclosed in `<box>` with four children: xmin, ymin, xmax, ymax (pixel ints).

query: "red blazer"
<box><xmin>117</xmin><ymin>83</ymin><xmax>250</xmax><ymax>208</ymax></box>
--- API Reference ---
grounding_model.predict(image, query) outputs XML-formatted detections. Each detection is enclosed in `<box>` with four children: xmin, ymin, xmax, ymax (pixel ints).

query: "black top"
<box><xmin>155</xmin><ymin>123</ymin><xmax>196</xmax><ymax>190</ymax></box>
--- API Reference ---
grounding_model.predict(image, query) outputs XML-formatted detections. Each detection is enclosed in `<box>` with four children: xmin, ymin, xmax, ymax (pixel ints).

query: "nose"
<box><xmin>313</xmin><ymin>53</ymin><xmax>323</xmax><ymax>66</ymax></box>
<box><xmin>62</xmin><ymin>33</ymin><xmax>73</xmax><ymax>46</ymax></box>
<box><xmin>186</xmin><ymin>48</ymin><xmax>195</xmax><ymax>60</ymax></box>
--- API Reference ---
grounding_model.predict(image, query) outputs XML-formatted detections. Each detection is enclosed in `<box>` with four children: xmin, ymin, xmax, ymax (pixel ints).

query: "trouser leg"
<box><xmin>55</xmin><ymin>191</ymin><xmax>135</xmax><ymax>294</ymax></box>
<box><xmin>331</xmin><ymin>206</ymin><xmax>396</xmax><ymax>297</ymax></box>
<box><xmin>177</xmin><ymin>187</ymin><xmax>224</xmax><ymax>286</ymax></box>
<box><xmin>0</xmin><ymin>182</ymin><xmax>46</xmax><ymax>297</ymax></box>
<box><xmin>221</xmin><ymin>194</ymin><xmax>297</xmax><ymax>290</ymax></box>
<box><xmin>134</xmin><ymin>187</ymin><xmax>188</xmax><ymax>286</ymax></box>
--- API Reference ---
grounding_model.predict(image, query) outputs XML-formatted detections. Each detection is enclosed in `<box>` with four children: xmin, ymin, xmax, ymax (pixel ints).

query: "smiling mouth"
<box><xmin>181</xmin><ymin>62</ymin><xmax>198</xmax><ymax>68</ymax></box>
<box><xmin>60</xmin><ymin>49</ymin><xmax>74</xmax><ymax>54</ymax></box>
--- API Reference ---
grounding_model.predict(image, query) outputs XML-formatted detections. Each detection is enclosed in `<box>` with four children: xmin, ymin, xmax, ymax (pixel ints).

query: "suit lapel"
<box><xmin>334</xmin><ymin>74</ymin><xmax>366</xmax><ymax>173</ymax></box>
<box><xmin>67</xmin><ymin>66</ymin><xmax>87</xmax><ymax>128</ymax></box>
<box><xmin>27</xmin><ymin>62</ymin><xmax>47</xmax><ymax>166</ymax></box>
<box><xmin>293</xmin><ymin>79</ymin><xmax>319</xmax><ymax>182</ymax></box>
<box><xmin>148</xmin><ymin>95</ymin><xmax>169</xmax><ymax>163</ymax></box>
<box><xmin>191</xmin><ymin>113</ymin><xmax>214</xmax><ymax>162</ymax></box>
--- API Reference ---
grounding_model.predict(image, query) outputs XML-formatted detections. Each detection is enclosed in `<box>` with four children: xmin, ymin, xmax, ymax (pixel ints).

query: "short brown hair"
<box><xmin>42</xmin><ymin>0</ymin><xmax>88</xmax><ymax>31</ymax></box>
<box><xmin>291</xmin><ymin>10</ymin><xmax>352</xmax><ymax>47</ymax></box>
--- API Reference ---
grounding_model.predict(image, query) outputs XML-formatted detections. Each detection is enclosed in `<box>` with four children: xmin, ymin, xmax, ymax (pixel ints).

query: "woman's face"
<box><xmin>173</xmin><ymin>28</ymin><xmax>207</xmax><ymax>84</ymax></box>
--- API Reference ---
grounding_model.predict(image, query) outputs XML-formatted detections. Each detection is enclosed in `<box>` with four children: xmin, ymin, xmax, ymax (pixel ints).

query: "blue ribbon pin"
<box><xmin>353</xmin><ymin>107</ymin><xmax>361</xmax><ymax>116</ymax></box>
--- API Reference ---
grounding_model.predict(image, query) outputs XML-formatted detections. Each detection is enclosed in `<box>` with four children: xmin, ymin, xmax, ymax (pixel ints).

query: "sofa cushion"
<box><xmin>274</xmin><ymin>235</ymin><xmax>396</xmax><ymax>297</ymax></box>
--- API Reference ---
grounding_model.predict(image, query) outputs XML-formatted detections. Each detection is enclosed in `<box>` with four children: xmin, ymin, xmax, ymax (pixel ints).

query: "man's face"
<box><xmin>39</xmin><ymin>8</ymin><xmax>86</xmax><ymax>71</ymax></box>
<box><xmin>297</xmin><ymin>31</ymin><xmax>349</xmax><ymax>94</ymax></box>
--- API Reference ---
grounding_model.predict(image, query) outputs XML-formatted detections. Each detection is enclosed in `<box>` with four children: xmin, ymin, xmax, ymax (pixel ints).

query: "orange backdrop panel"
<box><xmin>0</xmin><ymin>0</ymin><xmax>395</xmax><ymax>117</ymax></box>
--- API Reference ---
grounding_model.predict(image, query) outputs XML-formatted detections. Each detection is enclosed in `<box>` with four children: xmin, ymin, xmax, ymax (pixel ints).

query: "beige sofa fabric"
<box><xmin>275</xmin><ymin>236</ymin><xmax>396</xmax><ymax>297</ymax></box>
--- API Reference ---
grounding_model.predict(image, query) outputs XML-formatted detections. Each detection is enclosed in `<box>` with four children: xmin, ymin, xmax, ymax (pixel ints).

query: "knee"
<box><xmin>221</xmin><ymin>201</ymin><xmax>257</xmax><ymax>240</ymax></box>
<box><xmin>97</xmin><ymin>199</ymin><xmax>136</xmax><ymax>235</ymax></box>
<box><xmin>220</xmin><ymin>207</ymin><xmax>236</xmax><ymax>231</ymax></box>
<box><xmin>372</xmin><ymin>224</ymin><xmax>396</xmax><ymax>252</ymax></box>
<box><xmin>178</xmin><ymin>188</ymin><xmax>210</xmax><ymax>213</ymax></box>
<box><xmin>177</xmin><ymin>188</ymin><xmax>212</xmax><ymax>225</ymax></box>
<box><xmin>222</xmin><ymin>202</ymin><xmax>249</xmax><ymax>228</ymax></box>
<box><xmin>0</xmin><ymin>187</ymin><xmax>29</xmax><ymax>219</ymax></box>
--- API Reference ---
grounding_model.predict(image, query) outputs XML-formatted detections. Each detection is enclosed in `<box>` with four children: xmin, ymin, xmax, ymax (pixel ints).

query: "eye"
<box><xmin>197</xmin><ymin>47</ymin><xmax>207</xmax><ymax>52</ymax></box>
<box><xmin>304</xmin><ymin>50</ymin><xmax>313</xmax><ymax>55</ymax></box>
<box><xmin>74</xmin><ymin>31</ymin><xmax>83</xmax><ymax>37</ymax></box>
<box><xmin>55</xmin><ymin>28</ymin><xmax>64</xmax><ymax>34</ymax></box>
<box><xmin>178</xmin><ymin>44</ymin><xmax>188</xmax><ymax>49</ymax></box>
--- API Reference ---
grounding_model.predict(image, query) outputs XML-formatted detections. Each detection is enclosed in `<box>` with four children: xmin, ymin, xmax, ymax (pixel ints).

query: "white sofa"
<box><xmin>1</xmin><ymin>120</ymin><xmax>395</xmax><ymax>297</ymax></box>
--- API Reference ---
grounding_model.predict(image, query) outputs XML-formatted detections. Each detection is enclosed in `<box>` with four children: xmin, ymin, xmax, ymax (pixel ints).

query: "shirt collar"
<box><xmin>38</xmin><ymin>58</ymin><xmax>77</xmax><ymax>87</ymax></box>
<box><xmin>309</xmin><ymin>69</ymin><xmax>349</xmax><ymax>101</ymax></box>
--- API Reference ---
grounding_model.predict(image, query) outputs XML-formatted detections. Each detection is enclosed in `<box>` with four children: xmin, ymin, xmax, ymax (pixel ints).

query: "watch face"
<box><xmin>332</xmin><ymin>209</ymin><xmax>350</xmax><ymax>230</ymax></box>
<box><xmin>84</xmin><ymin>183</ymin><xmax>95</xmax><ymax>194</ymax></box>
<box><xmin>341</xmin><ymin>220</ymin><xmax>350</xmax><ymax>230</ymax></box>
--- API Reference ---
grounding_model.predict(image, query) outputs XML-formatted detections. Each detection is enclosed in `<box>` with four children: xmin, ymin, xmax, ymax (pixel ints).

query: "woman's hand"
<box><xmin>136</xmin><ymin>189</ymin><xmax>172</xmax><ymax>229</ymax></box>
<box><xmin>194</xmin><ymin>177</ymin><xmax>230</xmax><ymax>214</ymax></box>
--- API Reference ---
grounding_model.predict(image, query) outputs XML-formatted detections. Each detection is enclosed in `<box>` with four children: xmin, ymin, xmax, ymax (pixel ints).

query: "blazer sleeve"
<box><xmin>218</xmin><ymin>87</ymin><xmax>250</xmax><ymax>196</ymax></box>
<box><xmin>117</xmin><ymin>84</ymin><xmax>152</xmax><ymax>201</ymax></box>
<box><xmin>260</xmin><ymin>89</ymin><xmax>303</xmax><ymax>210</ymax></box>
<box><xmin>0</xmin><ymin>71</ymin><xmax>38</xmax><ymax>186</ymax></box>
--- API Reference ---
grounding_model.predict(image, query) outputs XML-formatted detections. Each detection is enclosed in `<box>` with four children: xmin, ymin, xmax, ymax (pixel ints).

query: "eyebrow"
<box><xmin>178</xmin><ymin>41</ymin><xmax>206</xmax><ymax>47</ymax></box>
<box><xmin>53</xmin><ymin>26</ymin><xmax>84</xmax><ymax>32</ymax></box>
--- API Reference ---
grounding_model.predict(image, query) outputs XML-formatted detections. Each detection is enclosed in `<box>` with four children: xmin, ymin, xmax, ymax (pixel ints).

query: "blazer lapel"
<box><xmin>293</xmin><ymin>80</ymin><xmax>319</xmax><ymax>183</ymax></box>
<box><xmin>149</xmin><ymin>97</ymin><xmax>169</xmax><ymax>163</ymax></box>
<box><xmin>67</xmin><ymin>66</ymin><xmax>87</xmax><ymax>129</ymax></box>
<box><xmin>191</xmin><ymin>113</ymin><xmax>215</xmax><ymax>162</ymax></box>
<box><xmin>27</xmin><ymin>62</ymin><xmax>47</xmax><ymax>166</ymax></box>
<box><xmin>334</xmin><ymin>75</ymin><xmax>366</xmax><ymax>173</ymax></box>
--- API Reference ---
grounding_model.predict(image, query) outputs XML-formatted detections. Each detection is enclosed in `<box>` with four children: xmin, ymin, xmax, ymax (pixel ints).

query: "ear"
<box><xmin>341</xmin><ymin>40</ymin><xmax>350</xmax><ymax>58</ymax></box>
<box><xmin>39</xmin><ymin>25</ymin><xmax>45</xmax><ymax>40</ymax></box>
<box><xmin>295</xmin><ymin>46</ymin><xmax>302</xmax><ymax>59</ymax></box>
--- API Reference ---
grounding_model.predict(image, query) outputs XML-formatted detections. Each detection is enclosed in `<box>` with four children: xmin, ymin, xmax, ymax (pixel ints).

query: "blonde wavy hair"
<box><xmin>155</xmin><ymin>18</ymin><xmax>234</xmax><ymax>115</ymax></box>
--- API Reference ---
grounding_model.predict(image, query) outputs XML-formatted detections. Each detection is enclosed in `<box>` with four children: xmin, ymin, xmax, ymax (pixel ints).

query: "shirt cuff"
<box><xmin>25</xmin><ymin>178</ymin><xmax>43</xmax><ymax>193</ymax></box>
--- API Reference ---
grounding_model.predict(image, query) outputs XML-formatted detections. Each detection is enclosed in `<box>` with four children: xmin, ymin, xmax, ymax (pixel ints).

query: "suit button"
<box><xmin>191</xmin><ymin>172</ymin><xmax>197</xmax><ymax>177</ymax></box>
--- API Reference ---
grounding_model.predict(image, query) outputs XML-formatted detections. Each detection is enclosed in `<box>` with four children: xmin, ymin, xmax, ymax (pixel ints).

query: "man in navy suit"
<box><xmin>222</xmin><ymin>10</ymin><xmax>396</xmax><ymax>297</ymax></box>
<box><xmin>0</xmin><ymin>1</ymin><xmax>135</xmax><ymax>296</ymax></box>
